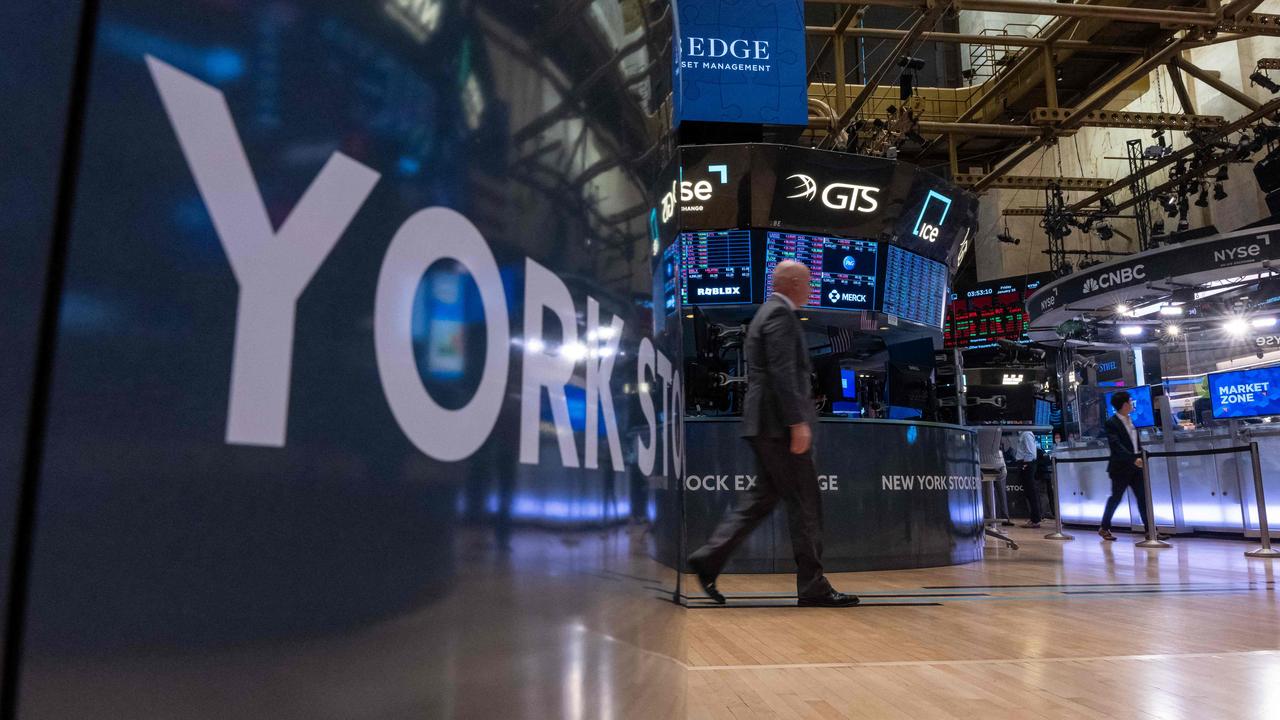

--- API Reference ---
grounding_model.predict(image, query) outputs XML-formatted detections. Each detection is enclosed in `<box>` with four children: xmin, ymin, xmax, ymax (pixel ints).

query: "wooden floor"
<box><xmin>684</xmin><ymin>527</ymin><xmax>1280</xmax><ymax>719</ymax></box>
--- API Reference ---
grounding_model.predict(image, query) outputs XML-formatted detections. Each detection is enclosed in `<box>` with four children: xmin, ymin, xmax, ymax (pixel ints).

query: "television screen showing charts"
<box><xmin>764</xmin><ymin>231</ymin><xmax>877</xmax><ymax>311</ymax></box>
<box><xmin>882</xmin><ymin>244</ymin><xmax>948</xmax><ymax>328</ymax></box>
<box><xmin>944</xmin><ymin>272</ymin><xmax>1051</xmax><ymax>349</ymax></box>
<box><xmin>1209</xmin><ymin>365</ymin><xmax>1280</xmax><ymax>419</ymax></box>
<box><xmin>679</xmin><ymin>229</ymin><xmax>754</xmax><ymax>305</ymax></box>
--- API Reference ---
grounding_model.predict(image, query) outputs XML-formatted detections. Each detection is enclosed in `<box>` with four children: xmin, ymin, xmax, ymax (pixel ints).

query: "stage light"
<box><xmin>1165</xmin><ymin>324</ymin><xmax>1181</xmax><ymax>336</ymax></box>
<box><xmin>1214</xmin><ymin>165</ymin><xmax>1229</xmax><ymax>181</ymax></box>
<box><xmin>1120</xmin><ymin>325</ymin><xmax>1144</xmax><ymax>337</ymax></box>
<box><xmin>1214</xmin><ymin>183</ymin><xmax>1228</xmax><ymax>200</ymax></box>
<box><xmin>1252</xmin><ymin>317</ymin><xmax>1277</xmax><ymax>329</ymax></box>
<box><xmin>1195</xmin><ymin>188</ymin><xmax>1210</xmax><ymax>207</ymax></box>
<box><xmin>1225</xmin><ymin>317</ymin><xmax>1250</xmax><ymax>336</ymax></box>
<box><xmin>1160</xmin><ymin>305</ymin><xmax>1184</xmax><ymax>316</ymax></box>
<box><xmin>1152</xmin><ymin>219</ymin><xmax>1167</xmax><ymax>236</ymax></box>
<box><xmin>1095</xmin><ymin>220</ymin><xmax>1114</xmax><ymax>241</ymax></box>
<box><xmin>1251</xmin><ymin>71</ymin><xmax>1280</xmax><ymax>94</ymax></box>
<box><xmin>1159</xmin><ymin>194</ymin><xmax>1179</xmax><ymax>217</ymax></box>
<box><xmin>1117</xmin><ymin>304</ymin><xmax>1131</xmax><ymax>316</ymax></box>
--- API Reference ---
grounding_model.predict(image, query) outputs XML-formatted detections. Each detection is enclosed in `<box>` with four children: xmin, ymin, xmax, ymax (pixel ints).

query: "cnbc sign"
<box><xmin>673</xmin><ymin>0</ymin><xmax>807</xmax><ymax>126</ymax></box>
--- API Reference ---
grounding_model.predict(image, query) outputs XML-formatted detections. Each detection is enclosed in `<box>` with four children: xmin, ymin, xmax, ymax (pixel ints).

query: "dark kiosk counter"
<box><xmin>678</xmin><ymin>417</ymin><xmax>984</xmax><ymax>573</ymax></box>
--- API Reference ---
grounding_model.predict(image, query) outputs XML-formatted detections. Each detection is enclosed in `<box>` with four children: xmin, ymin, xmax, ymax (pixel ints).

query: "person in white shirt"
<box><xmin>1014</xmin><ymin>430</ymin><xmax>1043</xmax><ymax>528</ymax></box>
<box><xmin>1100</xmin><ymin>391</ymin><xmax>1165</xmax><ymax>541</ymax></box>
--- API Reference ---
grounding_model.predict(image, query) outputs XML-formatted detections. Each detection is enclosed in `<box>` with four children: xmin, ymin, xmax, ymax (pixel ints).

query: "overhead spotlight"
<box><xmin>1173</xmin><ymin>159</ymin><xmax>1188</xmax><ymax>178</ymax></box>
<box><xmin>897</xmin><ymin>55</ymin><xmax>927</xmax><ymax>71</ymax></box>
<box><xmin>1100</xmin><ymin>197</ymin><xmax>1116</xmax><ymax>214</ymax></box>
<box><xmin>1253</xmin><ymin>317</ymin><xmax>1278</xmax><ymax>329</ymax></box>
<box><xmin>1120</xmin><ymin>325</ymin><xmax>1144</xmax><ymax>337</ymax></box>
<box><xmin>1214</xmin><ymin>164</ymin><xmax>1229</xmax><ymax>182</ymax></box>
<box><xmin>1095</xmin><ymin>220</ymin><xmax>1114</xmax><ymax>241</ymax></box>
<box><xmin>1177</xmin><ymin>215</ymin><xmax>1190</xmax><ymax>232</ymax></box>
<box><xmin>1117</xmin><ymin>304</ymin><xmax>1131</xmax><ymax>316</ymax></box>
<box><xmin>1238</xmin><ymin>133</ymin><xmax>1256</xmax><ymax>160</ymax></box>
<box><xmin>1214</xmin><ymin>182</ymin><xmax>1228</xmax><ymax>200</ymax></box>
<box><xmin>1160</xmin><ymin>305</ymin><xmax>1185</xmax><ymax>316</ymax></box>
<box><xmin>1165</xmin><ymin>324</ymin><xmax>1181</xmax><ymax>337</ymax></box>
<box><xmin>1158</xmin><ymin>193</ymin><xmax>1179</xmax><ymax>217</ymax></box>
<box><xmin>1252</xmin><ymin>71</ymin><xmax>1280</xmax><ymax>94</ymax></box>
<box><xmin>1195</xmin><ymin>187</ymin><xmax>1210</xmax><ymax>207</ymax></box>
<box><xmin>1225</xmin><ymin>317</ymin><xmax>1250</xmax><ymax>336</ymax></box>
<box><xmin>1143</xmin><ymin>143</ymin><xmax>1171</xmax><ymax>159</ymax></box>
<box><xmin>997</xmin><ymin>231</ymin><xmax>1021</xmax><ymax>245</ymax></box>
<box><xmin>1152</xmin><ymin>219</ymin><xmax>1167</xmax><ymax>236</ymax></box>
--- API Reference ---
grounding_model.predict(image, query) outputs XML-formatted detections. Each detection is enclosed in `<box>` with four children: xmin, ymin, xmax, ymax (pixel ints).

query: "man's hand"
<box><xmin>790</xmin><ymin>422</ymin><xmax>812</xmax><ymax>455</ymax></box>
<box><xmin>1135</xmin><ymin>458</ymin><xmax>1144</xmax><ymax>469</ymax></box>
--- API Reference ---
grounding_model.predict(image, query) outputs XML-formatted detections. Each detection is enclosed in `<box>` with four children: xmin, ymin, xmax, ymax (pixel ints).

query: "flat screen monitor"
<box><xmin>1208</xmin><ymin>365</ymin><xmax>1280</xmax><ymax>419</ymax></box>
<box><xmin>764</xmin><ymin>231</ymin><xmax>878</xmax><ymax>311</ymax></box>
<box><xmin>882</xmin><ymin>244</ymin><xmax>948</xmax><ymax>328</ymax></box>
<box><xmin>679</xmin><ymin>229</ymin><xmax>753</xmax><ymax>305</ymax></box>
<box><xmin>1034</xmin><ymin>398</ymin><xmax>1051</xmax><ymax>427</ymax></box>
<box><xmin>944</xmin><ymin>272</ymin><xmax>1052</xmax><ymax>349</ymax></box>
<box><xmin>1104</xmin><ymin>385</ymin><xmax>1156</xmax><ymax>428</ymax></box>
<box><xmin>839</xmin><ymin>368</ymin><xmax>858</xmax><ymax>401</ymax></box>
<box><xmin>966</xmin><ymin>384</ymin><xmax>1038</xmax><ymax>425</ymax></box>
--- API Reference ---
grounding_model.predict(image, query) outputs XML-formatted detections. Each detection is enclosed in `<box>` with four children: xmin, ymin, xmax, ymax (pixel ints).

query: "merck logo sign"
<box><xmin>787</xmin><ymin>174</ymin><xmax>880</xmax><ymax>213</ymax></box>
<box><xmin>1081</xmin><ymin>264</ymin><xmax>1146</xmax><ymax>295</ymax></box>
<box><xmin>684</xmin><ymin>37</ymin><xmax>770</xmax><ymax>60</ymax></box>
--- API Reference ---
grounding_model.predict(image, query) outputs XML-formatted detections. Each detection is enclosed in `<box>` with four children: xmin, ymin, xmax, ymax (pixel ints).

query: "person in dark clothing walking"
<box><xmin>1099</xmin><ymin>391</ymin><xmax>1166</xmax><ymax>541</ymax></box>
<box><xmin>687</xmin><ymin>260</ymin><xmax>858</xmax><ymax>608</ymax></box>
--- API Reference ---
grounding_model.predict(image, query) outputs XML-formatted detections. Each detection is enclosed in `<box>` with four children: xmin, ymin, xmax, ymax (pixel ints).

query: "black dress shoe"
<box><xmin>798</xmin><ymin>591</ymin><xmax>860</xmax><ymax>608</ymax></box>
<box><xmin>687</xmin><ymin>556</ymin><xmax>725</xmax><ymax>604</ymax></box>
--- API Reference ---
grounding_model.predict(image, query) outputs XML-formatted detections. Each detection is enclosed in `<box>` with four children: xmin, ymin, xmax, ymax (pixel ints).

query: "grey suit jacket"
<box><xmin>740</xmin><ymin>295</ymin><xmax>817</xmax><ymax>438</ymax></box>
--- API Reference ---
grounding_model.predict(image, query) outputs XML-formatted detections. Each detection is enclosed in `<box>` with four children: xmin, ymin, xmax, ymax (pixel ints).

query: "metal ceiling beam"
<box><xmin>917</xmin><ymin>120</ymin><xmax>1049</xmax><ymax>137</ymax></box>
<box><xmin>1058</xmin><ymin>38</ymin><xmax>1189</xmax><ymax>130</ymax></box>
<box><xmin>1166</xmin><ymin>62</ymin><xmax>1197</xmax><ymax>115</ymax></box>
<box><xmin>804</xmin><ymin>25</ymin><xmax>1147</xmax><ymax>53</ymax></box>
<box><xmin>811</xmin><ymin>0</ymin><xmax>1220</xmax><ymax>25</ymax></box>
<box><xmin>955</xmin><ymin>174</ymin><xmax>1113</xmax><ymax>189</ymax></box>
<box><xmin>824</xmin><ymin>0</ymin><xmax>951</xmax><ymax>147</ymax></box>
<box><xmin>972</xmin><ymin>138</ymin><xmax>1052</xmax><ymax>191</ymax></box>
<box><xmin>1029</xmin><ymin>107</ymin><xmax>1225</xmax><ymax>130</ymax></box>
<box><xmin>1171</xmin><ymin>56</ymin><xmax>1264</xmax><ymax>111</ymax></box>
<box><xmin>1069</xmin><ymin>95</ymin><xmax>1280</xmax><ymax>211</ymax></box>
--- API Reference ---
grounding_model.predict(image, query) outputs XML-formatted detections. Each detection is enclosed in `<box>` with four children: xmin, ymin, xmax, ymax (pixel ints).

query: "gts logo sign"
<box><xmin>787</xmin><ymin>174</ymin><xmax>880</xmax><ymax>213</ymax></box>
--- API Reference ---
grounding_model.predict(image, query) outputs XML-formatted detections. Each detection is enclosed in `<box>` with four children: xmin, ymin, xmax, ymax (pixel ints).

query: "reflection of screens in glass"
<box><xmin>680</xmin><ymin>229</ymin><xmax>753</xmax><ymax>305</ymax></box>
<box><xmin>764</xmin><ymin>231</ymin><xmax>877</xmax><ymax>311</ymax></box>
<box><xmin>840</xmin><ymin>369</ymin><xmax>858</xmax><ymax>400</ymax></box>
<box><xmin>1034</xmin><ymin>398</ymin><xmax>1051</xmax><ymax>427</ymax></box>
<box><xmin>1209</xmin><ymin>365</ymin><xmax>1280</xmax><ymax>419</ymax></box>
<box><xmin>1104</xmin><ymin>385</ymin><xmax>1156</xmax><ymax>427</ymax></box>
<box><xmin>882</xmin><ymin>244</ymin><xmax>948</xmax><ymax>328</ymax></box>
<box><xmin>421</xmin><ymin>271</ymin><xmax>465</xmax><ymax>379</ymax></box>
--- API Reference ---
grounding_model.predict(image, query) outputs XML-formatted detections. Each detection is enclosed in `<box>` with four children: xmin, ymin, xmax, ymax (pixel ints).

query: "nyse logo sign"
<box><xmin>149</xmin><ymin>56</ymin><xmax>683</xmax><ymax>477</ymax></box>
<box><xmin>1081</xmin><ymin>264</ymin><xmax>1146</xmax><ymax>295</ymax></box>
<box><xmin>660</xmin><ymin>163</ymin><xmax>731</xmax><ymax>222</ymax></box>
<box><xmin>787</xmin><ymin>174</ymin><xmax>880</xmax><ymax>213</ymax></box>
<box><xmin>1214</xmin><ymin>235</ymin><xmax>1270</xmax><ymax>265</ymax></box>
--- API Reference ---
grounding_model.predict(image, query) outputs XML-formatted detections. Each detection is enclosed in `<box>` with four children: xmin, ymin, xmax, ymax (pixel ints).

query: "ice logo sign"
<box><xmin>912</xmin><ymin>190</ymin><xmax>952</xmax><ymax>243</ymax></box>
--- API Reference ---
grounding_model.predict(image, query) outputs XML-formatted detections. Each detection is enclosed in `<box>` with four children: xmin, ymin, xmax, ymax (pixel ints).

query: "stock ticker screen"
<box><xmin>882</xmin><ymin>244</ymin><xmax>948</xmax><ymax>328</ymax></box>
<box><xmin>765</xmin><ymin>231</ymin><xmax>877</xmax><ymax>311</ymax></box>
<box><xmin>944</xmin><ymin>273</ymin><xmax>1048</xmax><ymax>349</ymax></box>
<box><xmin>680</xmin><ymin>229</ymin><xmax>754</xmax><ymax>305</ymax></box>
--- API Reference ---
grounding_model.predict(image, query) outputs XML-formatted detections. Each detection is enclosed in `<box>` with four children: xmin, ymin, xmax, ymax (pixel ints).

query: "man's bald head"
<box><xmin>772</xmin><ymin>260</ymin><xmax>812</xmax><ymax>308</ymax></box>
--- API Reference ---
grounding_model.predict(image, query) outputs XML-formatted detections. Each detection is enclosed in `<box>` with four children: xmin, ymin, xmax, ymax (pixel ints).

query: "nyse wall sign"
<box><xmin>673</xmin><ymin>0</ymin><xmax>808</xmax><ymax>125</ymax></box>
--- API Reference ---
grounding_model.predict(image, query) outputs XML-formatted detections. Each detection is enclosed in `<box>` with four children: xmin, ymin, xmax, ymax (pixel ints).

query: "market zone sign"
<box><xmin>148</xmin><ymin>57</ymin><xmax>681</xmax><ymax>476</ymax></box>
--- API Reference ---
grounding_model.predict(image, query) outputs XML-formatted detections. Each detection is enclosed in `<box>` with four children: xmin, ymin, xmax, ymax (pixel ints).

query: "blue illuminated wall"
<box><xmin>673</xmin><ymin>0</ymin><xmax>807</xmax><ymax>125</ymax></box>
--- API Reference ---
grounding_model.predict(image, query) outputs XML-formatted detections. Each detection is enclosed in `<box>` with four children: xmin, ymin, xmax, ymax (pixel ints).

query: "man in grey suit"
<box><xmin>687</xmin><ymin>260</ymin><xmax>859</xmax><ymax>607</ymax></box>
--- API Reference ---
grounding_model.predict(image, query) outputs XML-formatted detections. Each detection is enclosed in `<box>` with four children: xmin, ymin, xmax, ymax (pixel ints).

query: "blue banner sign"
<box><xmin>1210</xmin><ymin>365</ymin><xmax>1280</xmax><ymax>418</ymax></box>
<box><xmin>673</xmin><ymin>0</ymin><xmax>807</xmax><ymax>125</ymax></box>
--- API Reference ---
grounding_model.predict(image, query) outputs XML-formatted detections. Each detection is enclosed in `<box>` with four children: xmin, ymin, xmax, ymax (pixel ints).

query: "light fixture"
<box><xmin>1213</xmin><ymin>183</ymin><xmax>1228</xmax><ymax>201</ymax></box>
<box><xmin>559</xmin><ymin>342</ymin><xmax>588</xmax><ymax>361</ymax></box>
<box><xmin>1165</xmin><ymin>324</ymin><xmax>1181</xmax><ymax>336</ymax></box>
<box><xmin>1214</xmin><ymin>165</ymin><xmax>1229</xmax><ymax>181</ymax></box>
<box><xmin>1120</xmin><ymin>325</ymin><xmax>1144</xmax><ymax>337</ymax></box>
<box><xmin>1117</xmin><ymin>304</ymin><xmax>1131</xmax><ymax>316</ymax></box>
<box><xmin>1159</xmin><ymin>305</ymin><xmax>1184</xmax><ymax>316</ymax></box>
<box><xmin>1252</xmin><ymin>317</ymin><xmax>1277</xmax><ymax>329</ymax></box>
<box><xmin>1251</xmin><ymin>70</ymin><xmax>1280</xmax><ymax>94</ymax></box>
<box><xmin>1095</xmin><ymin>220</ymin><xmax>1114</xmax><ymax>242</ymax></box>
<box><xmin>1195</xmin><ymin>187</ymin><xmax>1210</xmax><ymax>207</ymax></box>
<box><xmin>800</xmin><ymin>316</ymin><xmax>809</xmax><ymax>321</ymax></box>
<box><xmin>685</xmin><ymin>313</ymin><xmax>695</xmax><ymax>319</ymax></box>
<box><xmin>1226</xmin><ymin>317</ymin><xmax>1250</xmax><ymax>336</ymax></box>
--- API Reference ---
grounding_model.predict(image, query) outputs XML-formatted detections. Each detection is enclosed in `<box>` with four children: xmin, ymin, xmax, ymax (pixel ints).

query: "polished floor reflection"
<box><xmin>684</xmin><ymin>528</ymin><xmax>1280</xmax><ymax>719</ymax></box>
